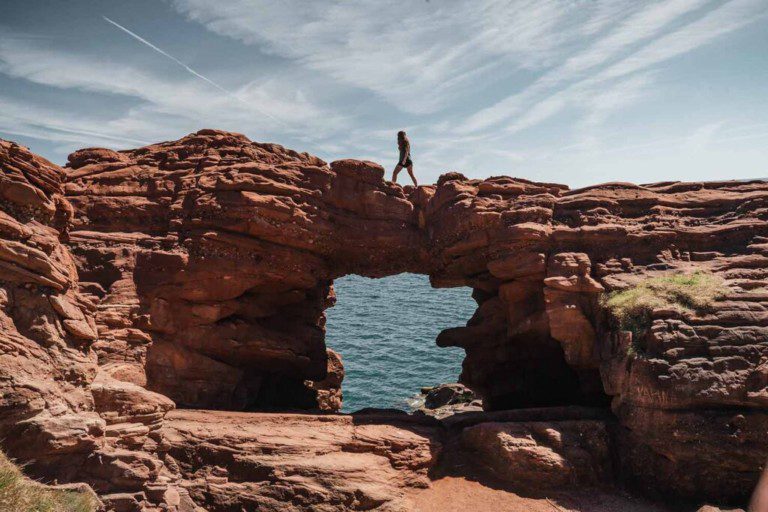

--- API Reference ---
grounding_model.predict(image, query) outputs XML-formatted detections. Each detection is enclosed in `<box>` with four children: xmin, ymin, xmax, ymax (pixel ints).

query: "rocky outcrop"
<box><xmin>0</xmin><ymin>140</ymin><xmax>193</xmax><ymax>511</ymax></box>
<box><xmin>162</xmin><ymin>410</ymin><xmax>440</xmax><ymax>511</ymax></box>
<box><xmin>0</xmin><ymin>139</ymin><xmax>103</xmax><ymax>480</ymax></box>
<box><xmin>461</xmin><ymin>420</ymin><xmax>611</xmax><ymax>488</ymax></box>
<box><xmin>1</xmin><ymin>130</ymin><xmax>767</xmax><ymax>509</ymax></box>
<box><xmin>414</xmin><ymin>383</ymin><xmax>482</xmax><ymax>419</ymax></box>
<box><xmin>63</xmin><ymin>133</ymin><xmax>423</xmax><ymax>413</ymax></box>
<box><xmin>429</xmin><ymin>178</ymin><xmax>768</xmax><ymax>502</ymax></box>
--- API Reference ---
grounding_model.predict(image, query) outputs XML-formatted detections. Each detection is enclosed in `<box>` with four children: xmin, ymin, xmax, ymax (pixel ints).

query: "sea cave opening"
<box><xmin>325</xmin><ymin>273</ymin><xmax>476</xmax><ymax>413</ymax></box>
<box><xmin>141</xmin><ymin>265</ymin><xmax>611</xmax><ymax>415</ymax></box>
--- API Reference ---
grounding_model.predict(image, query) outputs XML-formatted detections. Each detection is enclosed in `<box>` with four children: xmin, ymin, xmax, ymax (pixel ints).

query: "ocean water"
<box><xmin>325</xmin><ymin>273</ymin><xmax>476</xmax><ymax>413</ymax></box>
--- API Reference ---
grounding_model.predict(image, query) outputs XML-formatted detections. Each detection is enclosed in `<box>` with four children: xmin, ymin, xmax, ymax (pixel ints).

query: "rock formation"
<box><xmin>0</xmin><ymin>139</ymin><xmax>103</xmax><ymax>480</ymax></box>
<box><xmin>461</xmin><ymin>420</ymin><xmax>611</xmax><ymax>487</ymax></box>
<box><xmin>414</xmin><ymin>383</ymin><xmax>482</xmax><ymax>419</ymax></box>
<box><xmin>1</xmin><ymin>140</ymin><xmax>197</xmax><ymax>511</ymax></box>
<box><xmin>163</xmin><ymin>410</ymin><xmax>440</xmax><ymax>511</ymax></box>
<box><xmin>1</xmin><ymin>129</ymin><xmax>766</xmax><ymax>510</ymax></box>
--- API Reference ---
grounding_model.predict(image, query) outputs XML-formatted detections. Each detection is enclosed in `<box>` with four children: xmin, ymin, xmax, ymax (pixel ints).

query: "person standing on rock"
<box><xmin>392</xmin><ymin>131</ymin><xmax>418</xmax><ymax>186</ymax></box>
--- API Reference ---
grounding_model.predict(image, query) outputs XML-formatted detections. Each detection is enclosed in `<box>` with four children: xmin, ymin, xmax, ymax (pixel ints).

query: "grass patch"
<box><xmin>0</xmin><ymin>451</ymin><xmax>98</xmax><ymax>512</ymax></box>
<box><xmin>602</xmin><ymin>271</ymin><xmax>727</xmax><ymax>345</ymax></box>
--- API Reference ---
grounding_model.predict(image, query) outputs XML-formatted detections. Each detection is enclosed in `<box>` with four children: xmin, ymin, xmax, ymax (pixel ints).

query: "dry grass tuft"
<box><xmin>602</xmin><ymin>271</ymin><xmax>727</xmax><ymax>341</ymax></box>
<box><xmin>0</xmin><ymin>451</ymin><xmax>98</xmax><ymax>512</ymax></box>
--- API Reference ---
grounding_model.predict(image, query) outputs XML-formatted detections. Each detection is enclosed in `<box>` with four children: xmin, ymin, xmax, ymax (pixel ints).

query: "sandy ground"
<box><xmin>408</xmin><ymin>477</ymin><xmax>676</xmax><ymax>512</ymax></box>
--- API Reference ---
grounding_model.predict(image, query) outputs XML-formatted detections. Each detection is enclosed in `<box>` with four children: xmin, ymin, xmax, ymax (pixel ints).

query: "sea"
<box><xmin>325</xmin><ymin>273</ymin><xmax>476</xmax><ymax>413</ymax></box>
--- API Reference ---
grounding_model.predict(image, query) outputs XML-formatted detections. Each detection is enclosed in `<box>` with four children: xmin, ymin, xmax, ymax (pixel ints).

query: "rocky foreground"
<box><xmin>1</xmin><ymin>130</ymin><xmax>766</xmax><ymax>511</ymax></box>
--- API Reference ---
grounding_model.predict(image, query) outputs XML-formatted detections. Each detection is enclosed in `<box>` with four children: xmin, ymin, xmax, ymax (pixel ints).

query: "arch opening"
<box><xmin>326</xmin><ymin>273</ymin><xmax>475</xmax><ymax>412</ymax></box>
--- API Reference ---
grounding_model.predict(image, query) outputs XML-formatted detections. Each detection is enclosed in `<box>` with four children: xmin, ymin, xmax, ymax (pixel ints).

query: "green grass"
<box><xmin>0</xmin><ymin>452</ymin><xmax>98</xmax><ymax>512</ymax></box>
<box><xmin>602</xmin><ymin>271</ymin><xmax>727</xmax><ymax>347</ymax></box>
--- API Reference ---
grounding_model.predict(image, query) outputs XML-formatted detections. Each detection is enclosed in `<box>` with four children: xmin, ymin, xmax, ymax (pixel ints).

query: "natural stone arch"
<box><xmin>2</xmin><ymin>129</ymin><xmax>765</xmax><ymax>502</ymax></box>
<box><xmin>63</xmin><ymin>131</ymin><xmax>600</xmax><ymax>414</ymax></box>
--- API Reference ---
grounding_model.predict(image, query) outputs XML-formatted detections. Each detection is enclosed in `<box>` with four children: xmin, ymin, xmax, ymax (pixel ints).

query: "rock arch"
<box><xmin>63</xmin><ymin>130</ymin><xmax>603</xmax><ymax>414</ymax></box>
<box><xmin>2</xmin><ymin>130</ymin><xmax>767</xmax><ymax>505</ymax></box>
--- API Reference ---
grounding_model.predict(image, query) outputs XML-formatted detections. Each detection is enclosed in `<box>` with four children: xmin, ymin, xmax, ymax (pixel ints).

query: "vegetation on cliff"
<box><xmin>602</xmin><ymin>271</ymin><xmax>727</xmax><ymax>339</ymax></box>
<box><xmin>0</xmin><ymin>451</ymin><xmax>97</xmax><ymax>512</ymax></box>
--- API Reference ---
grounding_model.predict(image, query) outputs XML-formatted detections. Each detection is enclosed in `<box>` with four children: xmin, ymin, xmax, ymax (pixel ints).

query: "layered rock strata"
<box><xmin>0</xmin><ymin>140</ymin><xmax>196</xmax><ymax>511</ymax></box>
<box><xmin>162</xmin><ymin>410</ymin><xmax>440</xmax><ymax>511</ymax></box>
<box><xmin>0</xmin><ymin>139</ymin><xmax>102</xmax><ymax>479</ymax></box>
<box><xmin>0</xmin><ymin>130</ymin><xmax>766</xmax><ymax>508</ymax></box>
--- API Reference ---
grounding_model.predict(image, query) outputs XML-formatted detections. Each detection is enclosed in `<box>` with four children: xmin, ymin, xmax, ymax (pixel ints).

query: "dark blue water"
<box><xmin>325</xmin><ymin>273</ymin><xmax>476</xmax><ymax>412</ymax></box>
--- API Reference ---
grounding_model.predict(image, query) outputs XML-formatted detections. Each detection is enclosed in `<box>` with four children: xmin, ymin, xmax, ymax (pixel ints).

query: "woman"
<box><xmin>392</xmin><ymin>131</ymin><xmax>418</xmax><ymax>186</ymax></box>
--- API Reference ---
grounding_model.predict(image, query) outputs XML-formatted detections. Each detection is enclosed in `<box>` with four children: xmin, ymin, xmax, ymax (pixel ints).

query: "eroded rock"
<box><xmin>1</xmin><ymin>131</ymin><xmax>767</xmax><ymax>508</ymax></box>
<box><xmin>462</xmin><ymin>420</ymin><xmax>611</xmax><ymax>488</ymax></box>
<box><xmin>162</xmin><ymin>410</ymin><xmax>441</xmax><ymax>511</ymax></box>
<box><xmin>0</xmin><ymin>140</ymin><xmax>104</xmax><ymax>480</ymax></box>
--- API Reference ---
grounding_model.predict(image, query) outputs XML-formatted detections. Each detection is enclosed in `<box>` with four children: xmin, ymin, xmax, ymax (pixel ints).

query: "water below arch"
<box><xmin>325</xmin><ymin>273</ymin><xmax>476</xmax><ymax>413</ymax></box>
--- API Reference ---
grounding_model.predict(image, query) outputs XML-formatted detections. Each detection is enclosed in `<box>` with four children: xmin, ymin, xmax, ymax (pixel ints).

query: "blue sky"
<box><xmin>1</xmin><ymin>0</ymin><xmax>767</xmax><ymax>187</ymax></box>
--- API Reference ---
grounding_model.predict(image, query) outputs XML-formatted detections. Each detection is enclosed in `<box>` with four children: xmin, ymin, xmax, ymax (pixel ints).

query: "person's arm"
<box><xmin>402</xmin><ymin>140</ymin><xmax>410</xmax><ymax>164</ymax></box>
<box><xmin>750</xmin><ymin>461</ymin><xmax>768</xmax><ymax>512</ymax></box>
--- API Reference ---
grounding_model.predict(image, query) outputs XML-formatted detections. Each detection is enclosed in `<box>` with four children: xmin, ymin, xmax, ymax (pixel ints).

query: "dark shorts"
<box><xmin>398</xmin><ymin>158</ymin><xmax>413</xmax><ymax>167</ymax></box>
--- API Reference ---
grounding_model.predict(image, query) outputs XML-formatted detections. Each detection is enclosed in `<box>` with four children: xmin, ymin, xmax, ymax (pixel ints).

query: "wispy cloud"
<box><xmin>456</xmin><ymin>0</ymin><xmax>768</xmax><ymax>136</ymax></box>
<box><xmin>0</xmin><ymin>35</ymin><xmax>346</xmax><ymax>157</ymax></box>
<box><xmin>172</xmin><ymin>0</ymin><xmax>766</xmax><ymax>151</ymax></box>
<box><xmin>0</xmin><ymin>95</ymin><xmax>153</xmax><ymax>148</ymax></box>
<box><xmin>459</xmin><ymin>0</ymin><xmax>714</xmax><ymax>133</ymax></box>
<box><xmin>597</xmin><ymin>0</ymin><xmax>768</xmax><ymax>82</ymax></box>
<box><xmin>170</xmin><ymin>0</ymin><xmax>606</xmax><ymax>114</ymax></box>
<box><xmin>0</xmin><ymin>0</ymin><xmax>766</xmax><ymax>187</ymax></box>
<box><xmin>535</xmin><ymin>120</ymin><xmax>768</xmax><ymax>161</ymax></box>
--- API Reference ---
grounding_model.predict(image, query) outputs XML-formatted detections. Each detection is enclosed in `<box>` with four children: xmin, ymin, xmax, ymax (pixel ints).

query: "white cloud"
<box><xmin>599</xmin><ymin>0</ymin><xmax>768</xmax><ymax>81</ymax></box>
<box><xmin>171</xmin><ymin>0</ymin><xmax>624</xmax><ymax>114</ymax></box>
<box><xmin>0</xmin><ymin>36</ymin><xmax>348</xmax><ymax>156</ymax></box>
<box><xmin>0</xmin><ymin>1</ymin><xmax>765</xmax><ymax>187</ymax></box>
<box><xmin>459</xmin><ymin>0</ymin><xmax>722</xmax><ymax>134</ymax></box>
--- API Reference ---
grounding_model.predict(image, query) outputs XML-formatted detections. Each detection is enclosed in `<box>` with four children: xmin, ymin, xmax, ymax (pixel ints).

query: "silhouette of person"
<box><xmin>392</xmin><ymin>131</ymin><xmax>417</xmax><ymax>186</ymax></box>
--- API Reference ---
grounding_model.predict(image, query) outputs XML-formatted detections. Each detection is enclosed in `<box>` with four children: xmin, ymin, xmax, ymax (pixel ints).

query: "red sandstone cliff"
<box><xmin>1</xmin><ymin>129</ymin><xmax>766</xmax><ymax>510</ymax></box>
<box><xmin>0</xmin><ymin>139</ymin><xmax>102</xmax><ymax>477</ymax></box>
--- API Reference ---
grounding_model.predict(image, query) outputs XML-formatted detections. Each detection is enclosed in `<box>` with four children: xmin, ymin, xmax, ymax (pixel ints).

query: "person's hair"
<box><xmin>397</xmin><ymin>130</ymin><xmax>406</xmax><ymax>142</ymax></box>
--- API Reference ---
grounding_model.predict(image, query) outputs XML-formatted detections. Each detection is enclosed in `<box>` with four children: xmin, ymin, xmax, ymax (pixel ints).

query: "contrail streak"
<box><xmin>102</xmin><ymin>16</ymin><xmax>277</xmax><ymax>121</ymax></box>
<box><xmin>102</xmin><ymin>16</ymin><xmax>229</xmax><ymax>94</ymax></box>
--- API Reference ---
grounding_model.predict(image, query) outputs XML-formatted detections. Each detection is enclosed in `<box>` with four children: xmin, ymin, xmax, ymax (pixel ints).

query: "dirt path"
<box><xmin>408</xmin><ymin>477</ymin><xmax>676</xmax><ymax>512</ymax></box>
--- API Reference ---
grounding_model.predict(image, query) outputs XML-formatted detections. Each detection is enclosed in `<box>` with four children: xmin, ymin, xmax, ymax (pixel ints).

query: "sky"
<box><xmin>1</xmin><ymin>0</ymin><xmax>767</xmax><ymax>188</ymax></box>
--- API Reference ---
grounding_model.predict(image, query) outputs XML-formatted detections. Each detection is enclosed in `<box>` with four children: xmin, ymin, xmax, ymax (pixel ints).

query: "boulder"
<box><xmin>424</xmin><ymin>383</ymin><xmax>476</xmax><ymax>410</ymax></box>
<box><xmin>461</xmin><ymin>420</ymin><xmax>611</xmax><ymax>488</ymax></box>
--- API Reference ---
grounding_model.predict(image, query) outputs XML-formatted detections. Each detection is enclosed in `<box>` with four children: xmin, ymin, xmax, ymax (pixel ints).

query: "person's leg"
<box><xmin>406</xmin><ymin>165</ymin><xmax>418</xmax><ymax>186</ymax></box>
<box><xmin>392</xmin><ymin>164</ymin><xmax>403</xmax><ymax>183</ymax></box>
<box><xmin>749</xmin><ymin>460</ymin><xmax>768</xmax><ymax>512</ymax></box>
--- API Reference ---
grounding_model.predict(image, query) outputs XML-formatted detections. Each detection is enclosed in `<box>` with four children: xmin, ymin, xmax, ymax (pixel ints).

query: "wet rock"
<box><xmin>424</xmin><ymin>383</ymin><xmax>476</xmax><ymax>409</ymax></box>
<box><xmin>413</xmin><ymin>383</ymin><xmax>483</xmax><ymax>420</ymax></box>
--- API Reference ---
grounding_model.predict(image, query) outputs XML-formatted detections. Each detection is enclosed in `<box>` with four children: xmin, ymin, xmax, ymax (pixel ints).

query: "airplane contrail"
<box><xmin>102</xmin><ymin>16</ymin><xmax>277</xmax><ymax>121</ymax></box>
<box><xmin>102</xmin><ymin>16</ymin><xmax>229</xmax><ymax>94</ymax></box>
